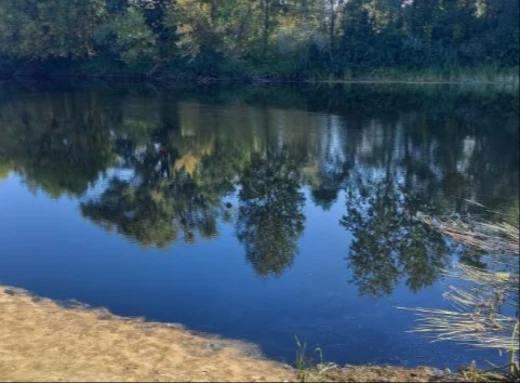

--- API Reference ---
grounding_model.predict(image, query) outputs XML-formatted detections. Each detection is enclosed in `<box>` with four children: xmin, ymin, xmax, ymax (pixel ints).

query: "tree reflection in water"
<box><xmin>0</xmin><ymin>84</ymin><xmax>517</xmax><ymax>296</ymax></box>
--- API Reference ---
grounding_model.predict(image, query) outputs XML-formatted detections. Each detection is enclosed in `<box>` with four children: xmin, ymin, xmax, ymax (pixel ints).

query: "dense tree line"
<box><xmin>0</xmin><ymin>0</ymin><xmax>518</xmax><ymax>79</ymax></box>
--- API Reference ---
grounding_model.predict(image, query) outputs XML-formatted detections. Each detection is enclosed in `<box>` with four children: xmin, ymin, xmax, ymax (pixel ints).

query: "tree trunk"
<box><xmin>328</xmin><ymin>0</ymin><xmax>344</xmax><ymax>61</ymax></box>
<box><xmin>263</xmin><ymin>0</ymin><xmax>271</xmax><ymax>50</ymax></box>
<box><xmin>329</xmin><ymin>0</ymin><xmax>336</xmax><ymax>60</ymax></box>
<box><xmin>210</xmin><ymin>0</ymin><xmax>218</xmax><ymax>26</ymax></box>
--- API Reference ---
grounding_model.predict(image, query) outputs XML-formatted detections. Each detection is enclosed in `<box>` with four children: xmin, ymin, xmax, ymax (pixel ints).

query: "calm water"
<box><xmin>0</xmin><ymin>82</ymin><xmax>518</xmax><ymax>369</ymax></box>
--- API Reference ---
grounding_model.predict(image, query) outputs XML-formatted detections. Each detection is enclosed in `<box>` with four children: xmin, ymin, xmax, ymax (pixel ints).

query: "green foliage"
<box><xmin>0</xmin><ymin>0</ymin><xmax>517</xmax><ymax>78</ymax></box>
<box><xmin>108</xmin><ymin>5</ymin><xmax>159</xmax><ymax>65</ymax></box>
<box><xmin>0</xmin><ymin>0</ymin><xmax>107</xmax><ymax>60</ymax></box>
<box><xmin>294</xmin><ymin>336</ymin><xmax>329</xmax><ymax>383</ymax></box>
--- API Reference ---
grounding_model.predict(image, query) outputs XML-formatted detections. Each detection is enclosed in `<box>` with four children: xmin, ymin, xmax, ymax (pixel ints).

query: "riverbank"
<box><xmin>1</xmin><ymin>65</ymin><xmax>518</xmax><ymax>87</ymax></box>
<box><xmin>0</xmin><ymin>286</ymin><xmax>468</xmax><ymax>382</ymax></box>
<box><xmin>0</xmin><ymin>286</ymin><xmax>293</xmax><ymax>382</ymax></box>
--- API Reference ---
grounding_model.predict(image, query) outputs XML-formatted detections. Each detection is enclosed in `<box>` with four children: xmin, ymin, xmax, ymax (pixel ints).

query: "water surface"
<box><xmin>0</xmin><ymin>82</ymin><xmax>518</xmax><ymax>368</ymax></box>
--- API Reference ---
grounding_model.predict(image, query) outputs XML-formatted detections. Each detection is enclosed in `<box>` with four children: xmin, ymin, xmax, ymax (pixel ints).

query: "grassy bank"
<box><xmin>2</xmin><ymin>61</ymin><xmax>519</xmax><ymax>87</ymax></box>
<box><xmin>328</xmin><ymin>66</ymin><xmax>520</xmax><ymax>86</ymax></box>
<box><xmin>0</xmin><ymin>286</ymin><xmax>471</xmax><ymax>383</ymax></box>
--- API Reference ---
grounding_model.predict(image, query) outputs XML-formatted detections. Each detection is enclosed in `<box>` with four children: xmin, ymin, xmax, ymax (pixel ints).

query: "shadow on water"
<box><xmin>0</xmin><ymin>81</ymin><xmax>518</xmax><ymax>365</ymax></box>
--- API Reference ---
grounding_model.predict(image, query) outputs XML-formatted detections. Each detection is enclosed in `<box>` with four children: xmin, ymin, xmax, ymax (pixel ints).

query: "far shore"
<box><xmin>1</xmin><ymin>69</ymin><xmax>519</xmax><ymax>88</ymax></box>
<box><xmin>0</xmin><ymin>285</ymin><xmax>466</xmax><ymax>382</ymax></box>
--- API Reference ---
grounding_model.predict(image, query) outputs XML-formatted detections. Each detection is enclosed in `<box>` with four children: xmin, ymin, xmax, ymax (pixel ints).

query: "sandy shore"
<box><xmin>0</xmin><ymin>286</ymin><xmax>462</xmax><ymax>382</ymax></box>
<box><xmin>0</xmin><ymin>286</ymin><xmax>294</xmax><ymax>382</ymax></box>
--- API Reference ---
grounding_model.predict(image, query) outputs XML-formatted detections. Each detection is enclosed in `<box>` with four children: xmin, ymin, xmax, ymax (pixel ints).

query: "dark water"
<box><xmin>0</xmin><ymin>82</ymin><xmax>518</xmax><ymax>369</ymax></box>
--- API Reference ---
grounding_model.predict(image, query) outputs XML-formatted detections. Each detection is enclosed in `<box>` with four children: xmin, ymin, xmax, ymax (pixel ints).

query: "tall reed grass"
<box><xmin>401</xmin><ymin>215</ymin><xmax>519</xmax><ymax>380</ymax></box>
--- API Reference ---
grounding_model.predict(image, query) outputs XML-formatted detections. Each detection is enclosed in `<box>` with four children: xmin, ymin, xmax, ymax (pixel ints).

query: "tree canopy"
<box><xmin>0</xmin><ymin>0</ymin><xmax>517</xmax><ymax>78</ymax></box>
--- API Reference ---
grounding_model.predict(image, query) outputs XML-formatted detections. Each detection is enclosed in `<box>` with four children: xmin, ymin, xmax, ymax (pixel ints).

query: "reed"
<box><xmin>401</xmin><ymin>213</ymin><xmax>519</xmax><ymax>379</ymax></box>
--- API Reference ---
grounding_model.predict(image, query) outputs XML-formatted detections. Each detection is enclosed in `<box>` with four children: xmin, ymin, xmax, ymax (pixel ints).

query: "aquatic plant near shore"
<box><xmin>401</xmin><ymin>215</ymin><xmax>519</xmax><ymax>380</ymax></box>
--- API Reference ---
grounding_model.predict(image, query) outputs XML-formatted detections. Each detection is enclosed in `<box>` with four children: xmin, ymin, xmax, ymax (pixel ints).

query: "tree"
<box><xmin>109</xmin><ymin>4</ymin><xmax>159</xmax><ymax>65</ymax></box>
<box><xmin>0</xmin><ymin>0</ymin><xmax>518</xmax><ymax>77</ymax></box>
<box><xmin>0</xmin><ymin>0</ymin><xmax>107</xmax><ymax>61</ymax></box>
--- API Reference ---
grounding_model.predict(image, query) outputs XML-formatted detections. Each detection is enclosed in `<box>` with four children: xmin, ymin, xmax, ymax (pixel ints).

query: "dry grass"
<box><xmin>296</xmin><ymin>364</ymin><xmax>463</xmax><ymax>383</ymax></box>
<box><xmin>418</xmin><ymin>214</ymin><xmax>519</xmax><ymax>254</ymax></box>
<box><xmin>0</xmin><ymin>286</ymin><xmax>294</xmax><ymax>382</ymax></box>
<box><xmin>401</xmin><ymin>263</ymin><xmax>519</xmax><ymax>352</ymax></box>
<box><xmin>0</xmin><ymin>286</ymin><xmax>471</xmax><ymax>382</ymax></box>
<box><xmin>404</xmin><ymin>213</ymin><xmax>519</xmax><ymax>380</ymax></box>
